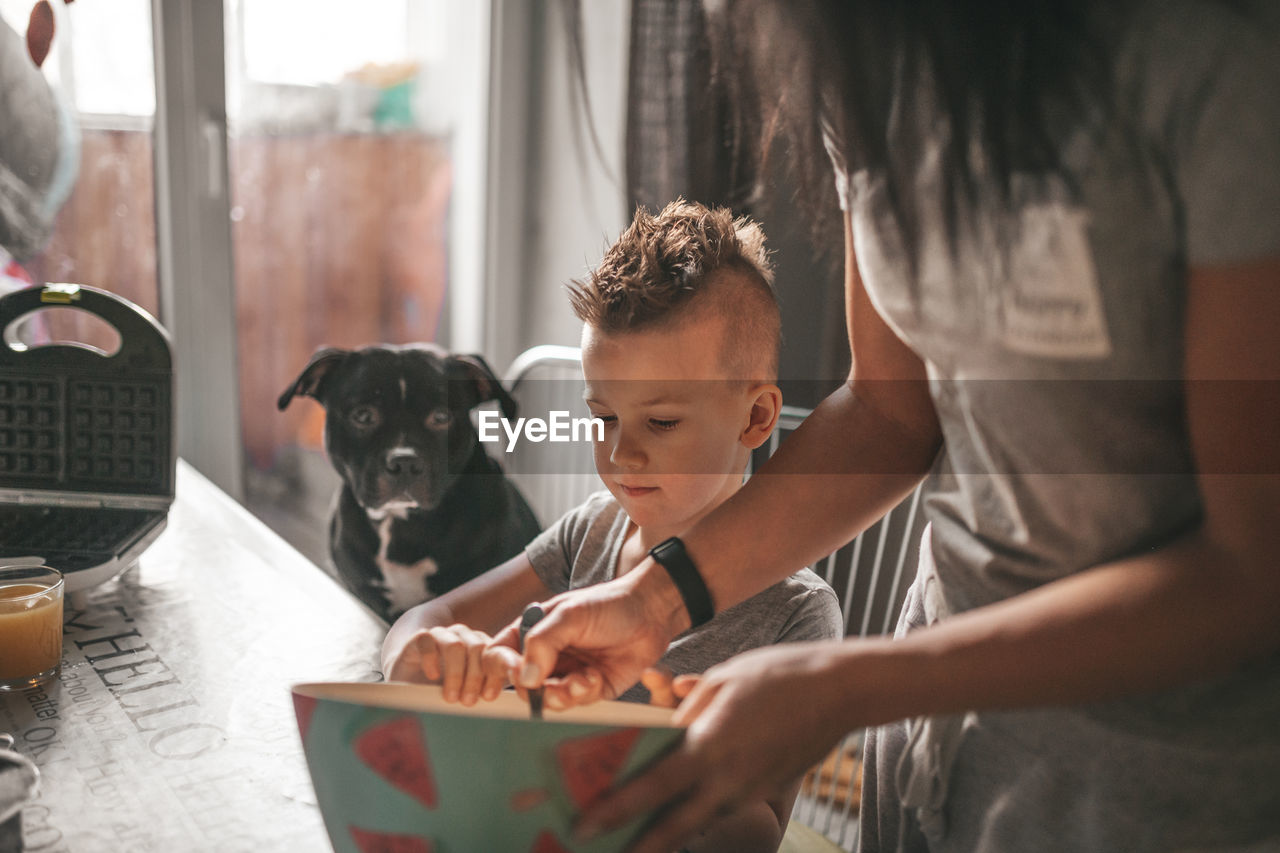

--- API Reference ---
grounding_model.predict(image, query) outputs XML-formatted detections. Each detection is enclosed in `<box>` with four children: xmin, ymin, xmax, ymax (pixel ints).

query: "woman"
<box><xmin>508</xmin><ymin>2</ymin><xmax>1280</xmax><ymax>851</ymax></box>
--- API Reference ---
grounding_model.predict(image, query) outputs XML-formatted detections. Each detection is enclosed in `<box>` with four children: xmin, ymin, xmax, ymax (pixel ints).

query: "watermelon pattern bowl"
<box><xmin>291</xmin><ymin>682</ymin><xmax>683</xmax><ymax>853</ymax></box>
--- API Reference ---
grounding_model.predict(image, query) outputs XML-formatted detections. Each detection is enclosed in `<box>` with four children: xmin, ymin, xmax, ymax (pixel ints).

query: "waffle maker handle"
<box><xmin>0</xmin><ymin>284</ymin><xmax>172</xmax><ymax>371</ymax></box>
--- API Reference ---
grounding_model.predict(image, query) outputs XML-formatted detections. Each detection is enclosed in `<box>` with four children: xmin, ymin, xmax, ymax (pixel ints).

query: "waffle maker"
<box><xmin>0</xmin><ymin>283</ymin><xmax>175</xmax><ymax>592</ymax></box>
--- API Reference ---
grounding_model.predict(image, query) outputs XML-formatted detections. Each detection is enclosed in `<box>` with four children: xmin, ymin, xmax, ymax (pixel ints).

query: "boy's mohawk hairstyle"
<box><xmin>568</xmin><ymin>198</ymin><xmax>774</xmax><ymax>332</ymax></box>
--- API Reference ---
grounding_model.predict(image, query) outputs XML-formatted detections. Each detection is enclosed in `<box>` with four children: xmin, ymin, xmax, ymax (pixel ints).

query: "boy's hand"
<box><xmin>640</xmin><ymin>667</ymin><xmax>700</xmax><ymax>709</ymax></box>
<box><xmin>381</xmin><ymin>622</ymin><xmax>439</xmax><ymax>684</ymax></box>
<box><xmin>393</xmin><ymin>624</ymin><xmax>522</xmax><ymax>705</ymax></box>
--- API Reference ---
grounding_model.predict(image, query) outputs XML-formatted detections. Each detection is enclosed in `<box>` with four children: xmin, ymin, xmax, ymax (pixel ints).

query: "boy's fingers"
<box><xmin>417</xmin><ymin>635</ymin><xmax>442</xmax><ymax>683</ymax></box>
<box><xmin>437</xmin><ymin>634</ymin><xmax>468</xmax><ymax>703</ymax></box>
<box><xmin>640</xmin><ymin>665</ymin><xmax>674</xmax><ymax>686</ymax></box>
<box><xmin>544</xmin><ymin>689</ymin><xmax>568</xmax><ymax>712</ymax></box>
<box><xmin>459</xmin><ymin>636</ymin><xmax>486</xmax><ymax>705</ymax></box>
<box><xmin>490</xmin><ymin>620</ymin><xmax>521</xmax><ymax>650</ymax></box>
<box><xmin>565</xmin><ymin>670</ymin><xmax>604</xmax><ymax>704</ymax></box>
<box><xmin>481</xmin><ymin>671</ymin><xmax>506</xmax><ymax>702</ymax></box>
<box><xmin>539</xmin><ymin>668</ymin><xmax>606</xmax><ymax>709</ymax></box>
<box><xmin>382</xmin><ymin>635</ymin><xmax>413</xmax><ymax>682</ymax></box>
<box><xmin>640</xmin><ymin>668</ymin><xmax>676</xmax><ymax>708</ymax></box>
<box><xmin>481</xmin><ymin>645</ymin><xmax>517</xmax><ymax>701</ymax></box>
<box><xmin>647</xmin><ymin>687</ymin><xmax>677</xmax><ymax>709</ymax></box>
<box><xmin>493</xmin><ymin>613</ymin><xmax>539</xmax><ymax>688</ymax></box>
<box><xmin>484</xmin><ymin>643</ymin><xmax>522</xmax><ymax>671</ymax></box>
<box><xmin>490</xmin><ymin>621</ymin><xmax>526</xmax><ymax>677</ymax></box>
<box><xmin>480</xmin><ymin>656</ymin><xmax>508</xmax><ymax>702</ymax></box>
<box><xmin>586</xmin><ymin>668</ymin><xmax>604</xmax><ymax>698</ymax></box>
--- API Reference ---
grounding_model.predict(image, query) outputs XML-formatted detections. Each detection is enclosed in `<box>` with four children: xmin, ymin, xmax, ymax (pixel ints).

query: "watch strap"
<box><xmin>648</xmin><ymin>536</ymin><xmax>715</xmax><ymax>629</ymax></box>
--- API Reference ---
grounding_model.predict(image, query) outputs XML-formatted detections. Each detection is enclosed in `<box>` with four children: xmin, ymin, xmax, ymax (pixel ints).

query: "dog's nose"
<box><xmin>384</xmin><ymin>448</ymin><xmax>425</xmax><ymax>477</ymax></box>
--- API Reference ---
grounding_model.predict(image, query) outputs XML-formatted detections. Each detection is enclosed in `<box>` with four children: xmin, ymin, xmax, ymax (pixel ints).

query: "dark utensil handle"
<box><xmin>519</xmin><ymin>604</ymin><xmax>546</xmax><ymax>719</ymax></box>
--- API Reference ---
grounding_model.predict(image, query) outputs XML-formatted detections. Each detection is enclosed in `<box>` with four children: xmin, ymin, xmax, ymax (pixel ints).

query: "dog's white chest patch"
<box><xmin>373</xmin><ymin>517</ymin><xmax>438</xmax><ymax>616</ymax></box>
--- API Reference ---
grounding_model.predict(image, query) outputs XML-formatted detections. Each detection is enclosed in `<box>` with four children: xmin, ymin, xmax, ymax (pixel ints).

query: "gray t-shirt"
<box><xmin>829</xmin><ymin>2</ymin><xmax>1280</xmax><ymax>851</ymax></box>
<box><xmin>525</xmin><ymin>491</ymin><xmax>844</xmax><ymax>703</ymax></box>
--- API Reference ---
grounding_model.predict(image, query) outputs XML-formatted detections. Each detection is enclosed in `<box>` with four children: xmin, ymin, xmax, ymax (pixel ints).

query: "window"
<box><xmin>228</xmin><ymin>0</ymin><xmax>488</xmax><ymax>568</ymax></box>
<box><xmin>0</xmin><ymin>0</ymin><xmax>154</xmax><ymax>121</ymax></box>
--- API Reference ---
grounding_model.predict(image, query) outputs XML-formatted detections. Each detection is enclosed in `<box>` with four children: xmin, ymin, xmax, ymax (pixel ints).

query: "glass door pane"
<box><xmin>226</xmin><ymin>0</ymin><xmax>487</xmax><ymax>569</ymax></box>
<box><xmin>0</xmin><ymin>0</ymin><xmax>159</xmax><ymax>343</ymax></box>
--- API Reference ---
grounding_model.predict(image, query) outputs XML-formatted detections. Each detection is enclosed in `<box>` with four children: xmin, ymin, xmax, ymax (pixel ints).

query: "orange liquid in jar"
<box><xmin>0</xmin><ymin>582</ymin><xmax>64</xmax><ymax>680</ymax></box>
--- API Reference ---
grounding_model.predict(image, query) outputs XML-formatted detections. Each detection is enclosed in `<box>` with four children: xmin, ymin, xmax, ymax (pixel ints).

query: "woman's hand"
<box><xmin>499</xmin><ymin>563</ymin><xmax>689</xmax><ymax>709</ymax></box>
<box><xmin>575</xmin><ymin>641</ymin><xmax>857</xmax><ymax>853</ymax></box>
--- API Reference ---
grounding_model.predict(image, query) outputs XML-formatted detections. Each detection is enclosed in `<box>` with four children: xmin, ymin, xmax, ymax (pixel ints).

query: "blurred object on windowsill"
<box><xmin>345</xmin><ymin>60</ymin><xmax>419</xmax><ymax>132</ymax></box>
<box><xmin>235</xmin><ymin>61</ymin><xmax>422</xmax><ymax>136</ymax></box>
<box><xmin>235</xmin><ymin>81</ymin><xmax>343</xmax><ymax>135</ymax></box>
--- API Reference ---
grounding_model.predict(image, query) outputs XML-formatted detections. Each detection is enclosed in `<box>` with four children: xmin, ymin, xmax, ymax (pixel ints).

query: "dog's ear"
<box><xmin>446</xmin><ymin>354</ymin><xmax>518</xmax><ymax>419</ymax></box>
<box><xmin>278</xmin><ymin>348</ymin><xmax>350</xmax><ymax>410</ymax></box>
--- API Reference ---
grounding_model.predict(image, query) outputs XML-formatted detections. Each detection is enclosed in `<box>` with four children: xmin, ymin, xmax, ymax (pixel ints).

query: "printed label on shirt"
<box><xmin>1000</xmin><ymin>204</ymin><xmax>1112</xmax><ymax>359</ymax></box>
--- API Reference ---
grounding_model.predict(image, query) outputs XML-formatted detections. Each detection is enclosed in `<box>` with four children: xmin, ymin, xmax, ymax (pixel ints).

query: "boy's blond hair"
<box><xmin>568</xmin><ymin>199</ymin><xmax>781</xmax><ymax>380</ymax></box>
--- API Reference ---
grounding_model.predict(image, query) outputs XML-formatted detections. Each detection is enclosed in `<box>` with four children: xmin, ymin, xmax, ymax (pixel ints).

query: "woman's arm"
<box><xmin>517</xmin><ymin>213</ymin><xmax>942</xmax><ymax>699</ymax></box>
<box><xmin>574</xmin><ymin>258</ymin><xmax>1280</xmax><ymax>853</ymax></box>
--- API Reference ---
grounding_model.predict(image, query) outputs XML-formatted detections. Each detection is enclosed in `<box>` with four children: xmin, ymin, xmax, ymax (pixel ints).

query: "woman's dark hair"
<box><xmin>707</xmin><ymin>0</ymin><xmax>1130</xmax><ymax>257</ymax></box>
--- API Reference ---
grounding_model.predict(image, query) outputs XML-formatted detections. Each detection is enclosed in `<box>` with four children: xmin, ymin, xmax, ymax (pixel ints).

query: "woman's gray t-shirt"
<box><xmin>525</xmin><ymin>491</ymin><xmax>844</xmax><ymax>703</ymax></box>
<box><xmin>826</xmin><ymin>2</ymin><xmax>1280</xmax><ymax>850</ymax></box>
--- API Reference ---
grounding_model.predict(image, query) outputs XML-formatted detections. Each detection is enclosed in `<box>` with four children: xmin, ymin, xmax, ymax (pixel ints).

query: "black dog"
<box><xmin>278</xmin><ymin>344</ymin><xmax>541</xmax><ymax>622</ymax></box>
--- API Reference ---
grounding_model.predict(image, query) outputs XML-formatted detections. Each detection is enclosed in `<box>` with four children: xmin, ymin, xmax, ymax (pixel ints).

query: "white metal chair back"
<box><xmin>503</xmin><ymin>347</ymin><xmax>925</xmax><ymax>851</ymax></box>
<box><xmin>503</xmin><ymin>346</ymin><xmax>601</xmax><ymax>527</ymax></box>
<box><xmin>771</xmin><ymin>407</ymin><xmax>926</xmax><ymax>851</ymax></box>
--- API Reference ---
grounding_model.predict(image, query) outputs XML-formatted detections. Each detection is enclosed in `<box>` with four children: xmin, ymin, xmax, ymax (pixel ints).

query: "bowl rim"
<box><xmin>292</xmin><ymin>681</ymin><xmax>683</xmax><ymax>729</ymax></box>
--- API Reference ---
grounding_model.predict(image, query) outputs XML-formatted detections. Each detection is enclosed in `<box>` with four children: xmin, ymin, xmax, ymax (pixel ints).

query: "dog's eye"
<box><xmin>426</xmin><ymin>408</ymin><xmax>452</xmax><ymax>429</ymax></box>
<box><xmin>349</xmin><ymin>406</ymin><xmax>380</xmax><ymax>429</ymax></box>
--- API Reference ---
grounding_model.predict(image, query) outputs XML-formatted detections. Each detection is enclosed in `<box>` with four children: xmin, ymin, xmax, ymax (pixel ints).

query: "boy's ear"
<box><xmin>740</xmin><ymin>382</ymin><xmax>782</xmax><ymax>450</ymax></box>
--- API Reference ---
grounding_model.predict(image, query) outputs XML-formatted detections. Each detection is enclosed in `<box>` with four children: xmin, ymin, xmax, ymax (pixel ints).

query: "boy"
<box><xmin>381</xmin><ymin>199</ymin><xmax>843</xmax><ymax>852</ymax></box>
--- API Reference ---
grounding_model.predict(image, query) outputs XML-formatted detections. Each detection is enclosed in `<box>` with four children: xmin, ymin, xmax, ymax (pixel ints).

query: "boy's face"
<box><xmin>581</xmin><ymin>317</ymin><xmax>765</xmax><ymax>535</ymax></box>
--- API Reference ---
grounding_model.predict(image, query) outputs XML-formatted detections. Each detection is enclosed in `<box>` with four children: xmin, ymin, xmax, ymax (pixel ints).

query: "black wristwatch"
<box><xmin>648</xmin><ymin>536</ymin><xmax>715</xmax><ymax>629</ymax></box>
